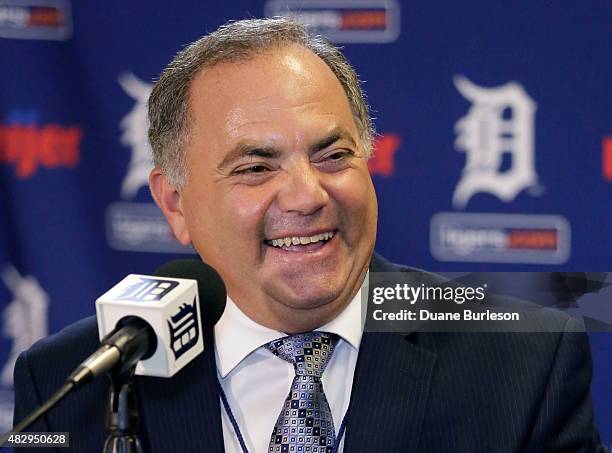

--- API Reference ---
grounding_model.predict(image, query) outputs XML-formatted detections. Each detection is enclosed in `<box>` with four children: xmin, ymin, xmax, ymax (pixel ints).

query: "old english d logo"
<box><xmin>453</xmin><ymin>76</ymin><xmax>538</xmax><ymax>208</ymax></box>
<box><xmin>167</xmin><ymin>298</ymin><xmax>200</xmax><ymax>360</ymax></box>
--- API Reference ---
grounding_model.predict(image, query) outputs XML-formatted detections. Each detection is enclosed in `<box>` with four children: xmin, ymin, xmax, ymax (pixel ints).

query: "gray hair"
<box><xmin>148</xmin><ymin>17</ymin><xmax>374</xmax><ymax>188</ymax></box>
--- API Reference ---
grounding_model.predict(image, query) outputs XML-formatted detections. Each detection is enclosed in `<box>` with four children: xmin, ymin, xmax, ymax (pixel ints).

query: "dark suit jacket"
<box><xmin>12</xmin><ymin>254</ymin><xmax>602</xmax><ymax>452</ymax></box>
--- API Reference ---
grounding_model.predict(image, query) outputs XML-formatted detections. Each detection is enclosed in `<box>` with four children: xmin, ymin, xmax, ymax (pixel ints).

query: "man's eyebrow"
<box><xmin>218</xmin><ymin>144</ymin><xmax>281</xmax><ymax>170</ymax></box>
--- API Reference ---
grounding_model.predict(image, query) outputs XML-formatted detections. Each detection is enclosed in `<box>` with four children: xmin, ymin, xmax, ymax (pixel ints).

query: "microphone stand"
<box><xmin>103</xmin><ymin>367</ymin><xmax>143</xmax><ymax>453</ymax></box>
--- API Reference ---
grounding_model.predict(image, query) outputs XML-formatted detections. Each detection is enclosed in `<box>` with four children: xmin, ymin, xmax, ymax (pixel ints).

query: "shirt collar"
<box><xmin>214</xmin><ymin>284</ymin><xmax>364</xmax><ymax>379</ymax></box>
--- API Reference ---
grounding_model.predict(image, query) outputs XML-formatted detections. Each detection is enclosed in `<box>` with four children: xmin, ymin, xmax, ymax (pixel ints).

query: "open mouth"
<box><xmin>264</xmin><ymin>230</ymin><xmax>336</xmax><ymax>252</ymax></box>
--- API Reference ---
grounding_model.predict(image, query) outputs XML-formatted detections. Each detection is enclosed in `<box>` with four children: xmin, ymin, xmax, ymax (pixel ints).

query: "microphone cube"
<box><xmin>96</xmin><ymin>274</ymin><xmax>204</xmax><ymax>378</ymax></box>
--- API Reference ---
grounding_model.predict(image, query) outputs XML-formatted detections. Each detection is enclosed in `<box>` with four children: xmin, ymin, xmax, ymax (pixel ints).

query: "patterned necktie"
<box><xmin>265</xmin><ymin>331</ymin><xmax>340</xmax><ymax>453</ymax></box>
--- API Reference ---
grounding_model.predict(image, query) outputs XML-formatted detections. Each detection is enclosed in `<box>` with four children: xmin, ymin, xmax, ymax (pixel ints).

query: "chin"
<box><xmin>277</xmin><ymin>279</ymin><xmax>346</xmax><ymax>311</ymax></box>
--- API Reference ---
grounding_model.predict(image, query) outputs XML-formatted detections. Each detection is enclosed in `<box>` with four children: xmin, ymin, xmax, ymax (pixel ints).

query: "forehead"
<box><xmin>186</xmin><ymin>44</ymin><xmax>358</xmax><ymax>151</ymax></box>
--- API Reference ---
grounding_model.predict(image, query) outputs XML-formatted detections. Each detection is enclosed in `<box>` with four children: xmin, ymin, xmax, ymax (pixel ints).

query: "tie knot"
<box><xmin>266</xmin><ymin>331</ymin><xmax>339</xmax><ymax>377</ymax></box>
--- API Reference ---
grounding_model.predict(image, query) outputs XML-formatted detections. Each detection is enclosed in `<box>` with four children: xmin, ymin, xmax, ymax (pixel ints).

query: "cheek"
<box><xmin>194</xmin><ymin>185</ymin><xmax>275</xmax><ymax>253</ymax></box>
<box><xmin>233</xmin><ymin>192</ymin><xmax>270</xmax><ymax>232</ymax></box>
<box><xmin>328</xmin><ymin>169</ymin><xmax>377</xmax><ymax>232</ymax></box>
<box><xmin>182</xmin><ymin>190</ymin><xmax>218</xmax><ymax>248</ymax></box>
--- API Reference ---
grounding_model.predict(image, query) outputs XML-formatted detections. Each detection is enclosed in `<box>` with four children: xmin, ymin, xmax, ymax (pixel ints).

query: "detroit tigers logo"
<box><xmin>0</xmin><ymin>265</ymin><xmax>48</xmax><ymax>387</ymax></box>
<box><xmin>452</xmin><ymin>76</ymin><xmax>538</xmax><ymax>209</ymax></box>
<box><xmin>118</xmin><ymin>72</ymin><xmax>154</xmax><ymax>200</ymax></box>
<box><xmin>167</xmin><ymin>299</ymin><xmax>199</xmax><ymax>360</ymax></box>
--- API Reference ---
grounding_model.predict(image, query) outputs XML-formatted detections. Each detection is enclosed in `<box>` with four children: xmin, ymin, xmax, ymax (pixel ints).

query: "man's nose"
<box><xmin>277</xmin><ymin>164</ymin><xmax>329</xmax><ymax>215</ymax></box>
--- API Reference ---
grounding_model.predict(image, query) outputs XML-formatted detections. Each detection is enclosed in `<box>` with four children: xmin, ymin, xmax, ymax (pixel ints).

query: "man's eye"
<box><xmin>328</xmin><ymin>152</ymin><xmax>347</xmax><ymax>160</ymax></box>
<box><xmin>319</xmin><ymin>150</ymin><xmax>355</xmax><ymax>165</ymax></box>
<box><xmin>234</xmin><ymin>165</ymin><xmax>269</xmax><ymax>174</ymax></box>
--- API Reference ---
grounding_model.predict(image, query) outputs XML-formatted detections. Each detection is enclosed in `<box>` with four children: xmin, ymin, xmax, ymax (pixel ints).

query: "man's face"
<box><xmin>169</xmin><ymin>45</ymin><xmax>377</xmax><ymax>331</ymax></box>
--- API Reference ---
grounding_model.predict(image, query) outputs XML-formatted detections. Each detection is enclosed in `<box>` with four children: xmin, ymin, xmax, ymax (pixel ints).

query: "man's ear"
<box><xmin>149</xmin><ymin>168</ymin><xmax>191</xmax><ymax>246</ymax></box>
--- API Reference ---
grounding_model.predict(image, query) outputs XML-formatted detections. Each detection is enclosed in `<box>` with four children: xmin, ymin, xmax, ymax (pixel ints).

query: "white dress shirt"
<box><xmin>215</xmin><ymin>288</ymin><xmax>364</xmax><ymax>453</ymax></box>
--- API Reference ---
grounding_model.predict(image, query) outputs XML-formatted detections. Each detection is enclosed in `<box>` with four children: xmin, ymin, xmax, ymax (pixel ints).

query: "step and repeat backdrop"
<box><xmin>0</xmin><ymin>0</ymin><xmax>610</xmax><ymax>444</ymax></box>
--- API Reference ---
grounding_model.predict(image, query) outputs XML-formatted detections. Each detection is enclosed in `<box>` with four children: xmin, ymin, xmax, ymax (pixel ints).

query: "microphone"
<box><xmin>3</xmin><ymin>260</ymin><xmax>226</xmax><ymax>441</ymax></box>
<box><xmin>71</xmin><ymin>259</ymin><xmax>226</xmax><ymax>385</ymax></box>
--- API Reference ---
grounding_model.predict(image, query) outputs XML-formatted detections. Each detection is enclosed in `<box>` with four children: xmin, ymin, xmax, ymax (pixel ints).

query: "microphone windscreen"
<box><xmin>154</xmin><ymin>259</ymin><xmax>227</xmax><ymax>331</ymax></box>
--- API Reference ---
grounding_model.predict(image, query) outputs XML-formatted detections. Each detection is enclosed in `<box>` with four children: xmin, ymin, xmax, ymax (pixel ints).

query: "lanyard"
<box><xmin>218</xmin><ymin>382</ymin><xmax>349</xmax><ymax>453</ymax></box>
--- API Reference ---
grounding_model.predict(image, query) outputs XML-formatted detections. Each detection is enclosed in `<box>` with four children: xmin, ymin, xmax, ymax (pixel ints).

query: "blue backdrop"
<box><xmin>0</xmin><ymin>0</ymin><xmax>610</xmax><ymax>445</ymax></box>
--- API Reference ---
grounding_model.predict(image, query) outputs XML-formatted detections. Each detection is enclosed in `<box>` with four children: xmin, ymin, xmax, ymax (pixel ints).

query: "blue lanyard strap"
<box><xmin>218</xmin><ymin>379</ymin><xmax>349</xmax><ymax>453</ymax></box>
<box><xmin>219</xmin><ymin>383</ymin><xmax>249</xmax><ymax>453</ymax></box>
<box><xmin>333</xmin><ymin>412</ymin><xmax>349</xmax><ymax>453</ymax></box>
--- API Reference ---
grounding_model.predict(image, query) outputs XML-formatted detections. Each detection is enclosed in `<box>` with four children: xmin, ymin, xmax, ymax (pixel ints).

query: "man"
<box><xmin>13</xmin><ymin>18</ymin><xmax>601</xmax><ymax>452</ymax></box>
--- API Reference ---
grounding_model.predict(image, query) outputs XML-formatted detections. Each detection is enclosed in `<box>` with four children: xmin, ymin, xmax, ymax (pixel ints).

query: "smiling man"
<box><xmin>147</xmin><ymin>24</ymin><xmax>379</xmax><ymax>451</ymax></box>
<box><xmin>12</xmin><ymin>17</ymin><xmax>601</xmax><ymax>453</ymax></box>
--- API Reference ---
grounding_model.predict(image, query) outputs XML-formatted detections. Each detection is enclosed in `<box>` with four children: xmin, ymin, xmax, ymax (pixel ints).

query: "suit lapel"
<box><xmin>344</xmin><ymin>331</ymin><xmax>437</xmax><ymax>452</ymax></box>
<box><xmin>136</xmin><ymin>341</ymin><xmax>225</xmax><ymax>452</ymax></box>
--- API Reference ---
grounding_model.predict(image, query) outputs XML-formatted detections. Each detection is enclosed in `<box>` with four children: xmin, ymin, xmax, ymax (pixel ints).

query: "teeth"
<box><xmin>267</xmin><ymin>231</ymin><xmax>335</xmax><ymax>248</ymax></box>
